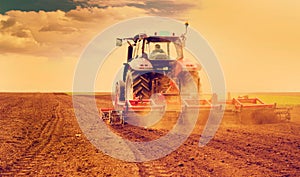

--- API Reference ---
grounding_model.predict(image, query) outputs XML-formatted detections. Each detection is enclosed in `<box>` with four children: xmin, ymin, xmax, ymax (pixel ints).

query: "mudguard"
<box><xmin>174</xmin><ymin>58</ymin><xmax>201</xmax><ymax>76</ymax></box>
<box><xmin>128</xmin><ymin>57</ymin><xmax>153</xmax><ymax>71</ymax></box>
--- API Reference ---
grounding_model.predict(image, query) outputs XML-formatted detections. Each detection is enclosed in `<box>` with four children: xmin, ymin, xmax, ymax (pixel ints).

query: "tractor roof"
<box><xmin>133</xmin><ymin>33</ymin><xmax>181</xmax><ymax>43</ymax></box>
<box><xmin>146</xmin><ymin>36</ymin><xmax>181</xmax><ymax>43</ymax></box>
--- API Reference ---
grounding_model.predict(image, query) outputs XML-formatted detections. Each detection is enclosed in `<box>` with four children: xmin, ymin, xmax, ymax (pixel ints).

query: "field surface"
<box><xmin>0</xmin><ymin>93</ymin><xmax>299</xmax><ymax>176</ymax></box>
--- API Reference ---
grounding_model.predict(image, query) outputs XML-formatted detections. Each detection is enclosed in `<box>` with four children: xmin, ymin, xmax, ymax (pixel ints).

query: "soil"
<box><xmin>0</xmin><ymin>93</ymin><xmax>299</xmax><ymax>176</ymax></box>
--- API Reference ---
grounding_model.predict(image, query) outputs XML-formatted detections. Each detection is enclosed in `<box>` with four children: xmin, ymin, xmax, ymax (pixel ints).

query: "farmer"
<box><xmin>150</xmin><ymin>44</ymin><xmax>167</xmax><ymax>59</ymax></box>
<box><xmin>151</xmin><ymin>44</ymin><xmax>165</xmax><ymax>54</ymax></box>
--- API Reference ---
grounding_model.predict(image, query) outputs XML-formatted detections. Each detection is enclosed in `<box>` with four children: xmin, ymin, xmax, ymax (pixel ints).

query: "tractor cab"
<box><xmin>143</xmin><ymin>36</ymin><xmax>184</xmax><ymax>60</ymax></box>
<box><xmin>117</xmin><ymin>34</ymin><xmax>184</xmax><ymax>62</ymax></box>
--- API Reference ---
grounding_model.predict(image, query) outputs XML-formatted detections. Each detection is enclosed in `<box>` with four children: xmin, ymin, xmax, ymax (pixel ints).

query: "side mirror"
<box><xmin>116</xmin><ymin>38</ymin><xmax>122</xmax><ymax>46</ymax></box>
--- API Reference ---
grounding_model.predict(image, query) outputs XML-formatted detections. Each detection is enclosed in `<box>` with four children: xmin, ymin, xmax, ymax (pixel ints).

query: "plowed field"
<box><xmin>0</xmin><ymin>93</ymin><xmax>299</xmax><ymax>176</ymax></box>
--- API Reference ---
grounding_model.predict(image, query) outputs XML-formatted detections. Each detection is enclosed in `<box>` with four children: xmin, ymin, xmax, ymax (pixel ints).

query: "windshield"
<box><xmin>145</xmin><ymin>37</ymin><xmax>183</xmax><ymax>60</ymax></box>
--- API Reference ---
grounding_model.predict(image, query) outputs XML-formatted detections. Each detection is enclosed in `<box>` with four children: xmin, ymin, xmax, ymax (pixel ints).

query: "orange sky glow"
<box><xmin>0</xmin><ymin>0</ymin><xmax>299</xmax><ymax>92</ymax></box>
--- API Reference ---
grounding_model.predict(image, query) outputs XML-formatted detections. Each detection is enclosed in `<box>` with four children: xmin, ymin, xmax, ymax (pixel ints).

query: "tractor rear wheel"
<box><xmin>125</xmin><ymin>71</ymin><xmax>152</xmax><ymax>100</ymax></box>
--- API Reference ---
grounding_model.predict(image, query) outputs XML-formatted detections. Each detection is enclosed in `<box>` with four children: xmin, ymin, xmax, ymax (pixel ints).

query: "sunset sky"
<box><xmin>0</xmin><ymin>0</ymin><xmax>299</xmax><ymax>92</ymax></box>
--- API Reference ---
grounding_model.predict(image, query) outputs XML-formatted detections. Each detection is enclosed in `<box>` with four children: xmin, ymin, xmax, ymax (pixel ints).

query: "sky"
<box><xmin>0</xmin><ymin>0</ymin><xmax>299</xmax><ymax>92</ymax></box>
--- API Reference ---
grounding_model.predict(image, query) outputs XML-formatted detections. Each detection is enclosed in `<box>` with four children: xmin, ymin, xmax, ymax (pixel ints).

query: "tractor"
<box><xmin>100</xmin><ymin>23</ymin><xmax>202</xmax><ymax>124</ymax></box>
<box><xmin>114</xmin><ymin>25</ymin><xmax>200</xmax><ymax>108</ymax></box>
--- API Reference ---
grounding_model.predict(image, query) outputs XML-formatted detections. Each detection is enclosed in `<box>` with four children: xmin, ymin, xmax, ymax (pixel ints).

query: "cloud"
<box><xmin>132</xmin><ymin>0</ymin><xmax>198</xmax><ymax>17</ymax></box>
<box><xmin>0</xmin><ymin>30</ymin><xmax>39</xmax><ymax>53</ymax></box>
<box><xmin>0</xmin><ymin>17</ymin><xmax>16</xmax><ymax>29</ymax></box>
<box><xmin>65</xmin><ymin>6</ymin><xmax>146</xmax><ymax>21</ymax></box>
<box><xmin>39</xmin><ymin>24</ymin><xmax>78</xmax><ymax>33</ymax></box>
<box><xmin>145</xmin><ymin>1</ymin><xmax>194</xmax><ymax>18</ymax></box>
<box><xmin>0</xmin><ymin>6</ymin><xmax>147</xmax><ymax>58</ymax></box>
<box><xmin>72</xmin><ymin>0</ymin><xmax>145</xmax><ymax>7</ymax></box>
<box><xmin>71</xmin><ymin>0</ymin><xmax>199</xmax><ymax>18</ymax></box>
<box><xmin>0</xmin><ymin>15</ymin><xmax>39</xmax><ymax>53</ymax></box>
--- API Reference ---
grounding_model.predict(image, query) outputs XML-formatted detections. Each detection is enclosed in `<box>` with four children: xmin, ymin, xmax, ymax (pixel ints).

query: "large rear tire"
<box><xmin>125</xmin><ymin>71</ymin><xmax>152</xmax><ymax>100</ymax></box>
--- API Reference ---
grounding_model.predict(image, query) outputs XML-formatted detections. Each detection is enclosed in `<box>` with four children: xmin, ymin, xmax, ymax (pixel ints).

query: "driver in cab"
<box><xmin>150</xmin><ymin>44</ymin><xmax>167</xmax><ymax>59</ymax></box>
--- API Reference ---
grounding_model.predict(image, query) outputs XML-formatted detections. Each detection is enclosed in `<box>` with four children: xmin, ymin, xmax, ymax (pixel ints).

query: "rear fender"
<box><xmin>174</xmin><ymin>58</ymin><xmax>201</xmax><ymax>76</ymax></box>
<box><xmin>128</xmin><ymin>57</ymin><xmax>153</xmax><ymax>71</ymax></box>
